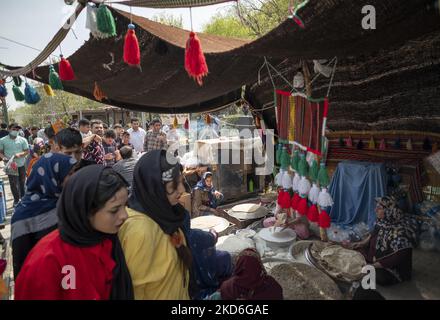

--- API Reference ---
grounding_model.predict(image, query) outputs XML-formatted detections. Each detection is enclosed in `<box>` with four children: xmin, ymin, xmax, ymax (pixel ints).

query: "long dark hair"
<box><xmin>90</xmin><ymin>168</ymin><xmax>129</xmax><ymax>216</ymax></box>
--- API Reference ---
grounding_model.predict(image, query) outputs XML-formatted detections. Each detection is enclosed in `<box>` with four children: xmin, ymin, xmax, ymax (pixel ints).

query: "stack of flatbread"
<box><xmin>227</xmin><ymin>203</ymin><xmax>269</xmax><ymax>220</ymax></box>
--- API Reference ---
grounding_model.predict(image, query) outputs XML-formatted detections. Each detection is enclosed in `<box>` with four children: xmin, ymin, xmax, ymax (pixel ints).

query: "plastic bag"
<box><xmin>3</xmin><ymin>156</ymin><xmax>18</xmax><ymax>176</ymax></box>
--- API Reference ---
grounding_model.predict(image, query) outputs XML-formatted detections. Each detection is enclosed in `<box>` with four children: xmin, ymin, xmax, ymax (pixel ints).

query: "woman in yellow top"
<box><xmin>118</xmin><ymin>150</ymin><xmax>193</xmax><ymax>300</ymax></box>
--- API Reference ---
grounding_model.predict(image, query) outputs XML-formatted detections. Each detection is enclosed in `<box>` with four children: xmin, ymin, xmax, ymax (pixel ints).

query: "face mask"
<box><xmin>9</xmin><ymin>131</ymin><xmax>18</xmax><ymax>138</ymax></box>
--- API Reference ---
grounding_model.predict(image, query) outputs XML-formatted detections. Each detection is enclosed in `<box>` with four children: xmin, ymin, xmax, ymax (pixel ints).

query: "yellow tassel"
<box><xmin>406</xmin><ymin>138</ymin><xmax>413</xmax><ymax>151</ymax></box>
<box><xmin>369</xmin><ymin>136</ymin><xmax>375</xmax><ymax>149</ymax></box>
<box><xmin>44</xmin><ymin>84</ymin><xmax>55</xmax><ymax>97</ymax></box>
<box><xmin>288</xmin><ymin>96</ymin><xmax>295</xmax><ymax>142</ymax></box>
<box><xmin>173</xmin><ymin>115</ymin><xmax>178</xmax><ymax>129</ymax></box>
<box><xmin>93</xmin><ymin>82</ymin><xmax>107</xmax><ymax>102</ymax></box>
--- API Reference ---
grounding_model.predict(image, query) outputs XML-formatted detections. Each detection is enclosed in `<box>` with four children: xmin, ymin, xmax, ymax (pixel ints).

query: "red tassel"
<box><xmin>319</xmin><ymin>210</ymin><xmax>331</xmax><ymax>229</ymax></box>
<box><xmin>58</xmin><ymin>55</ymin><xmax>75</xmax><ymax>81</ymax></box>
<box><xmin>290</xmin><ymin>193</ymin><xmax>300</xmax><ymax>210</ymax></box>
<box><xmin>185</xmin><ymin>31</ymin><xmax>208</xmax><ymax>86</ymax></box>
<box><xmin>307</xmin><ymin>204</ymin><xmax>319</xmax><ymax>223</ymax></box>
<box><xmin>297</xmin><ymin>197</ymin><xmax>308</xmax><ymax>216</ymax></box>
<box><xmin>277</xmin><ymin>190</ymin><xmax>285</xmax><ymax>206</ymax></box>
<box><xmin>278</xmin><ymin>190</ymin><xmax>290</xmax><ymax>209</ymax></box>
<box><xmin>123</xmin><ymin>24</ymin><xmax>140</xmax><ymax>66</ymax></box>
<box><xmin>184</xmin><ymin>118</ymin><xmax>189</xmax><ymax>130</ymax></box>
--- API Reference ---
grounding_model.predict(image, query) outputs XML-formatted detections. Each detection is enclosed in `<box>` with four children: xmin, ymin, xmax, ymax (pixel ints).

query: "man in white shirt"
<box><xmin>127</xmin><ymin>118</ymin><xmax>146</xmax><ymax>153</ymax></box>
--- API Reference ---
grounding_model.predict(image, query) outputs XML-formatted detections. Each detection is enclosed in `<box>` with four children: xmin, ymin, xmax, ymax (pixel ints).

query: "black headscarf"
<box><xmin>57</xmin><ymin>165</ymin><xmax>134</xmax><ymax>300</ymax></box>
<box><xmin>129</xmin><ymin>150</ymin><xmax>187</xmax><ymax>235</ymax></box>
<box><xmin>128</xmin><ymin>150</ymin><xmax>194</xmax><ymax>292</ymax></box>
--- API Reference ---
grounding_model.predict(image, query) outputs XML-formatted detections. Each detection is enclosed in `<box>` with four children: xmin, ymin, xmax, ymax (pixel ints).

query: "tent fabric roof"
<box><xmin>112</xmin><ymin>0</ymin><xmax>236</xmax><ymax>8</ymax></box>
<box><xmin>5</xmin><ymin>0</ymin><xmax>440</xmax><ymax>131</ymax></box>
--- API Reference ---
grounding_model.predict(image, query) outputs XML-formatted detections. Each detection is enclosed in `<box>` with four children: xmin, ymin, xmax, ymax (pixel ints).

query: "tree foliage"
<box><xmin>10</xmin><ymin>85</ymin><xmax>105</xmax><ymax>127</ymax></box>
<box><xmin>203</xmin><ymin>0</ymin><xmax>305</xmax><ymax>38</ymax></box>
<box><xmin>152</xmin><ymin>12</ymin><xmax>184</xmax><ymax>28</ymax></box>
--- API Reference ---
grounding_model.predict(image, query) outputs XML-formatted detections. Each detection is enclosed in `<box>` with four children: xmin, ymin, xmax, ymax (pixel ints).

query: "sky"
<box><xmin>0</xmin><ymin>0</ymin><xmax>236</xmax><ymax>110</ymax></box>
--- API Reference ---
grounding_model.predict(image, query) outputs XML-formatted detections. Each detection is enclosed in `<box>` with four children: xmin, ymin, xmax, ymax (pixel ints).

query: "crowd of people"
<box><xmin>0</xmin><ymin>118</ymin><xmax>284</xmax><ymax>300</ymax></box>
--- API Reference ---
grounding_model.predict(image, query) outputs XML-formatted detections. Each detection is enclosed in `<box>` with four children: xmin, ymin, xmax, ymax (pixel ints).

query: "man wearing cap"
<box><xmin>0</xmin><ymin>124</ymin><xmax>29</xmax><ymax>206</ymax></box>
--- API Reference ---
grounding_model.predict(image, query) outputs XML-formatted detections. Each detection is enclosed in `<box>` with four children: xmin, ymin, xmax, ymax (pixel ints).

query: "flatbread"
<box><xmin>269</xmin><ymin>263</ymin><xmax>342</xmax><ymax>300</ymax></box>
<box><xmin>191</xmin><ymin>215</ymin><xmax>230</xmax><ymax>233</ymax></box>
<box><xmin>228</xmin><ymin>204</ymin><xmax>269</xmax><ymax>220</ymax></box>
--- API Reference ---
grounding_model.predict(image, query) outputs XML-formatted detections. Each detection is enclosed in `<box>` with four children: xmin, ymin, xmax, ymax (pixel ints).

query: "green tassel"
<box><xmin>276</xmin><ymin>144</ymin><xmax>282</xmax><ymax>165</ymax></box>
<box><xmin>12</xmin><ymin>85</ymin><xmax>25</xmax><ymax>101</ymax></box>
<box><xmin>13</xmin><ymin>76</ymin><xmax>22</xmax><ymax>87</ymax></box>
<box><xmin>280</xmin><ymin>147</ymin><xmax>290</xmax><ymax>170</ymax></box>
<box><xmin>309</xmin><ymin>159</ymin><xmax>319</xmax><ymax>182</ymax></box>
<box><xmin>49</xmin><ymin>65</ymin><xmax>63</xmax><ymax>90</ymax></box>
<box><xmin>298</xmin><ymin>153</ymin><xmax>308</xmax><ymax>177</ymax></box>
<box><xmin>291</xmin><ymin>150</ymin><xmax>300</xmax><ymax>172</ymax></box>
<box><xmin>97</xmin><ymin>4</ymin><xmax>116</xmax><ymax>37</ymax></box>
<box><xmin>318</xmin><ymin>162</ymin><xmax>330</xmax><ymax>187</ymax></box>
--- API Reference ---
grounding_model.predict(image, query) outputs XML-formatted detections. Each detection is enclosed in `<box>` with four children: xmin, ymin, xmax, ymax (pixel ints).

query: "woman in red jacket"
<box><xmin>14</xmin><ymin>165</ymin><xmax>134</xmax><ymax>300</ymax></box>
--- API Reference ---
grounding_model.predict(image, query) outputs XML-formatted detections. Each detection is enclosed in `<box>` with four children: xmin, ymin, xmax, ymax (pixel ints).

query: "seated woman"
<box><xmin>12</xmin><ymin>153</ymin><xmax>77</xmax><ymax>278</ymax></box>
<box><xmin>182</xmin><ymin>210</ymin><xmax>233</xmax><ymax>300</ymax></box>
<box><xmin>118</xmin><ymin>150</ymin><xmax>193</xmax><ymax>300</ymax></box>
<box><xmin>192</xmin><ymin>172</ymin><xmax>224</xmax><ymax>217</ymax></box>
<box><xmin>206</xmin><ymin>248</ymin><xmax>283</xmax><ymax>300</ymax></box>
<box><xmin>14</xmin><ymin>166</ymin><xmax>133</xmax><ymax>300</ymax></box>
<box><xmin>345</xmin><ymin>196</ymin><xmax>419</xmax><ymax>286</ymax></box>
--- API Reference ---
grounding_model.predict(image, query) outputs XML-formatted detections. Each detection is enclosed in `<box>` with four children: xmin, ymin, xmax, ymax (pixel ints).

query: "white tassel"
<box><xmin>86</xmin><ymin>4</ymin><xmax>107</xmax><ymax>39</ymax></box>
<box><xmin>292</xmin><ymin>173</ymin><xmax>300</xmax><ymax>192</ymax></box>
<box><xmin>298</xmin><ymin>176</ymin><xmax>311</xmax><ymax>196</ymax></box>
<box><xmin>282</xmin><ymin>171</ymin><xmax>292</xmax><ymax>190</ymax></box>
<box><xmin>308</xmin><ymin>183</ymin><xmax>320</xmax><ymax>204</ymax></box>
<box><xmin>275</xmin><ymin>171</ymin><xmax>283</xmax><ymax>187</ymax></box>
<box><xmin>318</xmin><ymin>188</ymin><xmax>334</xmax><ymax>208</ymax></box>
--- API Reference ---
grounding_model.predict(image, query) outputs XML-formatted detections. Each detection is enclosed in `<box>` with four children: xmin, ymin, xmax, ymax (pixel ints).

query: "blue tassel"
<box><xmin>0</xmin><ymin>85</ymin><xmax>7</xmax><ymax>98</ymax></box>
<box><xmin>24</xmin><ymin>83</ymin><xmax>41</xmax><ymax>104</ymax></box>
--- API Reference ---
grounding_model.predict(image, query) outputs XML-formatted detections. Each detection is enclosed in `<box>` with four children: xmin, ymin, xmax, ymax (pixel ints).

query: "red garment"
<box><xmin>15</xmin><ymin>230</ymin><xmax>115</xmax><ymax>300</ymax></box>
<box><xmin>220</xmin><ymin>248</ymin><xmax>283</xmax><ymax>300</ymax></box>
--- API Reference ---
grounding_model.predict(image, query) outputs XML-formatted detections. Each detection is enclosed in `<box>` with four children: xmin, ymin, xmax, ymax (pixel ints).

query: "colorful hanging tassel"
<box><xmin>291</xmin><ymin>192</ymin><xmax>301</xmax><ymax>210</ymax></box>
<box><xmin>184</xmin><ymin>118</ymin><xmax>189</xmax><ymax>130</ymax></box>
<box><xmin>172</xmin><ymin>115</ymin><xmax>178</xmax><ymax>129</ymax></box>
<box><xmin>356</xmin><ymin>139</ymin><xmax>364</xmax><ymax>150</ymax></box>
<box><xmin>185</xmin><ymin>31</ymin><xmax>208</xmax><ymax>86</ymax></box>
<box><xmin>58</xmin><ymin>56</ymin><xmax>75</xmax><ymax>81</ymax></box>
<box><xmin>0</xmin><ymin>85</ymin><xmax>7</xmax><ymax>98</ymax></box>
<box><xmin>275</xmin><ymin>170</ymin><xmax>283</xmax><ymax>187</ymax></box>
<box><xmin>292</xmin><ymin>172</ymin><xmax>300</xmax><ymax>192</ymax></box>
<box><xmin>13</xmin><ymin>76</ymin><xmax>22</xmax><ymax>87</ymax></box>
<box><xmin>276</xmin><ymin>144</ymin><xmax>282</xmax><ymax>166</ymax></box>
<box><xmin>124</xmin><ymin>24</ymin><xmax>141</xmax><ymax>67</ymax></box>
<box><xmin>297</xmin><ymin>197</ymin><xmax>308</xmax><ymax>216</ymax></box>
<box><xmin>346</xmin><ymin>136</ymin><xmax>353</xmax><ymax>147</ymax></box>
<box><xmin>277</xmin><ymin>190</ymin><xmax>290</xmax><ymax>209</ymax></box>
<box><xmin>309</xmin><ymin>160</ymin><xmax>319</xmax><ymax>182</ymax></box>
<box><xmin>307</xmin><ymin>204</ymin><xmax>319</xmax><ymax>223</ymax></box>
<box><xmin>406</xmin><ymin>138</ymin><xmax>413</xmax><ymax>151</ymax></box>
<box><xmin>281</xmin><ymin>171</ymin><xmax>292</xmax><ymax>190</ymax></box>
<box><xmin>44</xmin><ymin>84</ymin><xmax>55</xmax><ymax>97</ymax></box>
<box><xmin>298</xmin><ymin>153</ymin><xmax>308</xmax><ymax>176</ymax></box>
<box><xmin>318</xmin><ymin>188</ymin><xmax>334</xmax><ymax>208</ymax></box>
<box><xmin>12</xmin><ymin>85</ymin><xmax>25</xmax><ymax>101</ymax></box>
<box><xmin>298</xmin><ymin>176</ymin><xmax>311</xmax><ymax>196</ymax></box>
<box><xmin>319</xmin><ymin>210</ymin><xmax>331</xmax><ymax>229</ymax></box>
<box><xmin>24</xmin><ymin>83</ymin><xmax>40</xmax><ymax>104</ymax></box>
<box><xmin>379</xmin><ymin>138</ymin><xmax>386</xmax><ymax>150</ymax></box>
<box><xmin>308</xmin><ymin>183</ymin><xmax>320</xmax><ymax>203</ymax></box>
<box><xmin>317</xmin><ymin>163</ymin><xmax>330</xmax><ymax>188</ymax></box>
<box><xmin>423</xmin><ymin>137</ymin><xmax>432</xmax><ymax>151</ymax></box>
<box><xmin>49</xmin><ymin>65</ymin><xmax>63</xmax><ymax>90</ymax></box>
<box><xmin>280</xmin><ymin>147</ymin><xmax>291</xmax><ymax>170</ymax></box>
<box><xmin>96</xmin><ymin>4</ymin><xmax>116</xmax><ymax>37</ymax></box>
<box><xmin>291</xmin><ymin>149</ymin><xmax>300</xmax><ymax>172</ymax></box>
<box><xmin>369</xmin><ymin>136</ymin><xmax>375</xmax><ymax>149</ymax></box>
<box><xmin>93</xmin><ymin>81</ymin><xmax>107</xmax><ymax>102</ymax></box>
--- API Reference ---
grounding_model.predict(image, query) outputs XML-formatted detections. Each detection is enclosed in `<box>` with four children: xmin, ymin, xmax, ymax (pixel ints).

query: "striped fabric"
<box><xmin>112</xmin><ymin>0</ymin><xmax>236</xmax><ymax>8</ymax></box>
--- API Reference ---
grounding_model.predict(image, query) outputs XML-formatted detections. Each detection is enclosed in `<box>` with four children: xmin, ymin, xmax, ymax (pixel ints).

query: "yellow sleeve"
<box><xmin>119</xmin><ymin>217</ymin><xmax>166</xmax><ymax>288</ymax></box>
